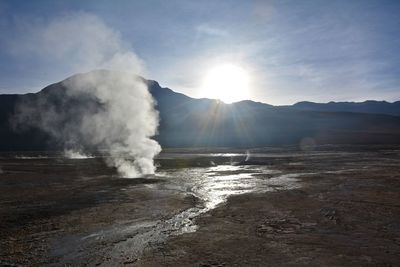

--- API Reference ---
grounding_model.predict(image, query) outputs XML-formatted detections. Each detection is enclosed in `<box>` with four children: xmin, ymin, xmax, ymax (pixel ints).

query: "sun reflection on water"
<box><xmin>167</xmin><ymin>164</ymin><xmax>301</xmax><ymax>210</ymax></box>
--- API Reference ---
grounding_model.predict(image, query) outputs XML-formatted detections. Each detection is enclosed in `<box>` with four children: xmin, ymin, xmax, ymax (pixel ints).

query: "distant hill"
<box><xmin>1</xmin><ymin>70</ymin><xmax>400</xmax><ymax>150</ymax></box>
<box><xmin>290</xmin><ymin>100</ymin><xmax>400</xmax><ymax>116</ymax></box>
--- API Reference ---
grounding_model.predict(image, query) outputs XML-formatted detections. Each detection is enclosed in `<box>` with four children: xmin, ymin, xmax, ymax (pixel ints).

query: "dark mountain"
<box><xmin>291</xmin><ymin>100</ymin><xmax>400</xmax><ymax>116</ymax></box>
<box><xmin>1</xmin><ymin>70</ymin><xmax>400</xmax><ymax>150</ymax></box>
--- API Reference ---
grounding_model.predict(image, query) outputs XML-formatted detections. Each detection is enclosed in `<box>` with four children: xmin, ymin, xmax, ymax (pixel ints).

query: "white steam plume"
<box><xmin>9</xmin><ymin>12</ymin><xmax>144</xmax><ymax>75</ymax></box>
<box><xmin>64</xmin><ymin>149</ymin><xmax>93</xmax><ymax>159</ymax></box>
<box><xmin>12</xmin><ymin>13</ymin><xmax>161</xmax><ymax>177</ymax></box>
<box><xmin>62</xmin><ymin>70</ymin><xmax>161</xmax><ymax>176</ymax></box>
<box><xmin>245</xmin><ymin>150</ymin><xmax>251</xmax><ymax>161</ymax></box>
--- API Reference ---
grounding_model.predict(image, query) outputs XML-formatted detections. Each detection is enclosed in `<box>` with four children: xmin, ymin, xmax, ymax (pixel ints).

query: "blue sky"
<box><xmin>0</xmin><ymin>0</ymin><xmax>399</xmax><ymax>104</ymax></box>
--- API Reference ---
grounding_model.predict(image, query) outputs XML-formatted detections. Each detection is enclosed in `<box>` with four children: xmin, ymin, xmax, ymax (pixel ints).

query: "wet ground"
<box><xmin>0</xmin><ymin>146</ymin><xmax>400</xmax><ymax>266</ymax></box>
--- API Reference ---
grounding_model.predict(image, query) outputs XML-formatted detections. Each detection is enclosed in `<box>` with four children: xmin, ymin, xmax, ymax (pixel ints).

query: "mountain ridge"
<box><xmin>2</xmin><ymin>70</ymin><xmax>399</xmax><ymax>116</ymax></box>
<box><xmin>146</xmin><ymin>79</ymin><xmax>400</xmax><ymax>116</ymax></box>
<box><xmin>289</xmin><ymin>100</ymin><xmax>400</xmax><ymax>116</ymax></box>
<box><xmin>1</xmin><ymin>70</ymin><xmax>400</xmax><ymax>150</ymax></box>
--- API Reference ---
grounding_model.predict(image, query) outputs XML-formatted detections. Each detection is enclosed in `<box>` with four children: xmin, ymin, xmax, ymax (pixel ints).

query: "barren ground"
<box><xmin>1</xmin><ymin>146</ymin><xmax>399</xmax><ymax>266</ymax></box>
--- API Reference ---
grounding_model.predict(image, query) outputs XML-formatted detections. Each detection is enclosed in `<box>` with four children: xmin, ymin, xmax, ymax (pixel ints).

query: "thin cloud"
<box><xmin>195</xmin><ymin>24</ymin><xmax>229</xmax><ymax>37</ymax></box>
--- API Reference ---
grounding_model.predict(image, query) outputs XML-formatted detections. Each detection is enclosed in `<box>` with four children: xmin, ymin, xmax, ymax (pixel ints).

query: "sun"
<box><xmin>201</xmin><ymin>63</ymin><xmax>251</xmax><ymax>103</ymax></box>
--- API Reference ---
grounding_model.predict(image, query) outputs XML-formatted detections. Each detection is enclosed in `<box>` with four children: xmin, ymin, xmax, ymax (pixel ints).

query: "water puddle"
<box><xmin>94</xmin><ymin>164</ymin><xmax>307</xmax><ymax>263</ymax></box>
<box><xmin>166</xmin><ymin>165</ymin><xmax>300</xmax><ymax>210</ymax></box>
<box><xmin>57</xmin><ymin>163</ymin><xmax>307</xmax><ymax>264</ymax></box>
